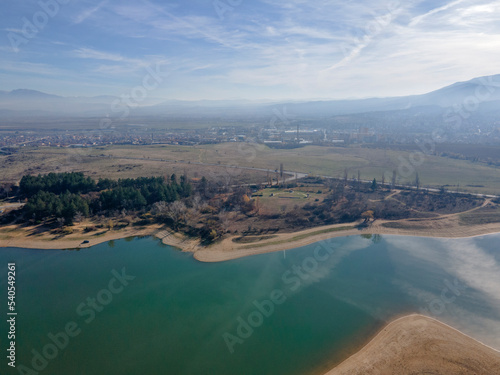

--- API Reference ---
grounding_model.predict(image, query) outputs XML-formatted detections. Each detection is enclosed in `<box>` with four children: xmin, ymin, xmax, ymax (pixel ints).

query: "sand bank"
<box><xmin>0</xmin><ymin>222</ymin><xmax>162</xmax><ymax>250</ymax></box>
<box><xmin>324</xmin><ymin>314</ymin><xmax>500</xmax><ymax>375</ymax></box>
<box><xmin>191</xmin><ymin>215</ymin><xmax>500</xmax><ymax>262</ymax></box>
<box><xmin>1</xmin><ymin>215</ymin><xmax>499</xmax><ymax>259</ymax></box>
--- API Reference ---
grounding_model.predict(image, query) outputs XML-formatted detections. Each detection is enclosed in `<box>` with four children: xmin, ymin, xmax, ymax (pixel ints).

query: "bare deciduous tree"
<box><xmin>74</xmin><ymin>211</ymin><xmax>84</xmax><ymax>223</ymax></box>
<box><xmin>152</xmin><ymin>201</ymin><xmax>169</xmax><ymax>220</ymax></box>
<box><xmin>167</xmin><ymin>201</ymin><xmax>187</xmax><ymax>229</ymax></box>
<box><xmin>218</xmin><ymin>210</ymin><xmax>232</xmax><ymax>233</ymax></box>
<box><xmin>192</xmin><ymin>194</ymin><xmax>203</xmax><ymax>211</ymax></box>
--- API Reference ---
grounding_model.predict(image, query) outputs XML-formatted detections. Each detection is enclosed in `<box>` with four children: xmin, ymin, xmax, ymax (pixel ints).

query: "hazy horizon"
<box><xmin>1</xmin><ymin>72</ymin><xmax>496</xmax><ymax>103</ymax></box>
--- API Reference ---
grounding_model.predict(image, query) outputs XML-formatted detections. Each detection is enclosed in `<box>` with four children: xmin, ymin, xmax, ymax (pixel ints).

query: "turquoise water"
<box><xmin>1</xmin><ymin>234</ymin><xmax>500</xmax><ymax>375</ymax></box>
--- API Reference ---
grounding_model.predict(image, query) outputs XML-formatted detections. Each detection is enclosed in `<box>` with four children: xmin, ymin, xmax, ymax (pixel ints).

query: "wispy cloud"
<box><xmin>73</xmin><ymin>47</ymin><xmax>126</xmax><ymax>62</ymax></box>
<box><xmin>1</xmin><ymin>0</ymin><xmax>500</xmax><ymax>99</ymax></box>
<box><xmin>409</xmin><ymin>0</ymin><xmax>466</xmax><ymax>26</ymax></box>
<box><xmin>73</xmin><ymin>0</ymin><xmax>109</xmax><ymax>25</ymax></box>
<box><xmin>0</xmin><ymin>60</ymin><xmax>65</xmax><ymax>76</ymax></box>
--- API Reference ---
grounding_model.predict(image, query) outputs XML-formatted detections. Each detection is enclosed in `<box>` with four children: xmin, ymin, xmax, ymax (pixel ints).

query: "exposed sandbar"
<box><xmin>324</xmin><ymin>314</ymin><xmax>500</xmax><ymax>375</ymax></box>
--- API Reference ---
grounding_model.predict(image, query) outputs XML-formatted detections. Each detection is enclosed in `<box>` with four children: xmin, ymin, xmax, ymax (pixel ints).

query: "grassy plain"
<box><xmin>2</xmin><ymin>143</ymin><xmax>500</xmax><ymax>194</ymax></box>
<box><xmin>0</xmin><ymin>146</ymin><xmax>269</xmax><ymax>185</ymax></box>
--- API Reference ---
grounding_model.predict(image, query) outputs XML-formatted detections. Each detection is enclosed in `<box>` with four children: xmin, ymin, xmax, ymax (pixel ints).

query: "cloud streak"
<box><xmin>409</xmin><ymin>0</ymin><xmax>466</xmax><ymax>26</ymax></box>
<box><xmin>1</xmin><ymin>0</ymin><xmax>499</xmax><ymax>99</ymax></box>
<box><xmin>73</xmin><ymin>0</ymin><xmax>109</xmax><ymax>25</ymax></box>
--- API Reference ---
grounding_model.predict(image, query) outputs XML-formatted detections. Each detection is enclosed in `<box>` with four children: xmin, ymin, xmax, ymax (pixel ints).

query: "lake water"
<box><xmin>1</xmin><ymin>233</ymin><xmax>500</xmax><ymax>375</ymax></box>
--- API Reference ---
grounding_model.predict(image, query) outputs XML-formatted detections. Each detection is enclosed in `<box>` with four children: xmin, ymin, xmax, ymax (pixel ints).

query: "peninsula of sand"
<box><xmin>324</xmin><ymin>314</ymin><xmax>500</xmax><ymax>375</ymax></box>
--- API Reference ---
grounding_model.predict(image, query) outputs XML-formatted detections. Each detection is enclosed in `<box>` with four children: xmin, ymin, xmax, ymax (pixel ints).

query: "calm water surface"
<box><xmin>1</xmin><ymin>233</ymin><xmax>500</xmax><ymax>375</ymax></box>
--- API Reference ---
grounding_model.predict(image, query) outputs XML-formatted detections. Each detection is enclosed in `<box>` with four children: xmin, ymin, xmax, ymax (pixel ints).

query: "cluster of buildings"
<box><xmin>2</xmin><ymin>122</ymin><xmax>500</xmax><ymax>153</ymax></box>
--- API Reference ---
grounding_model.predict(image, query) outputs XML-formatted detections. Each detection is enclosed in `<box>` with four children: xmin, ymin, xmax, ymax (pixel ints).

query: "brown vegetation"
<box><xmin>1</xmin><ymin>172</ymin><xmax>498</xmax><ymax>249</ymax></box>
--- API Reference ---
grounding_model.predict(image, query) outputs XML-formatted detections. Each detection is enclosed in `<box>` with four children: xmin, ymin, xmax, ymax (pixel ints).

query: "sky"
<box><xmin>1</xmin><ymin>0</ymin><xmax>500</xmax><ymax>100</ymax></box>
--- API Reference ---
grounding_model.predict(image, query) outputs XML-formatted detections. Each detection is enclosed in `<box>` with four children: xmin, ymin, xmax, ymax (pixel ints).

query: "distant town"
<box><xmin>2</xmin><ymin>121</ymin><xmax>500</xmax><ymax>152</ymax></box>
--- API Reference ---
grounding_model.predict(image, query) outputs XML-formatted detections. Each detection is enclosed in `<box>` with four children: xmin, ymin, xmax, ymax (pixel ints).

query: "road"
<box><xmin>316</xmin><ymin>173</ymin><xmax>499</xmax><ymax>199</ymax></box>
<box><xmin>66</xmin><ymin>153</ymin><xmax>499</xmax><ymax>198</ymax></box>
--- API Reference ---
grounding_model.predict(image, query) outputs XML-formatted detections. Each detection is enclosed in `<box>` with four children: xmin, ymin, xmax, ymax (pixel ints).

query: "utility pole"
<box><xmin>280</xmin><ymin>163</ymin><xmax>284</xmax><ymax>187</ymax></box>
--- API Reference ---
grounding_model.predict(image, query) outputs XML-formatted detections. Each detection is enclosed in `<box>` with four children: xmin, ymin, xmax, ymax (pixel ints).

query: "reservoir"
<box><xmin>1</xmin><ymin>233</ymin><xmax>500</xmax><ymax>375</ymax></box>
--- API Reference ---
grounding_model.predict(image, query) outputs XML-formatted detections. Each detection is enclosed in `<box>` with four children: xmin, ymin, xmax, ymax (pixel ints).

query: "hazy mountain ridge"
<box><xmin>1</xmin><ymin>74</ymin><xmax>500</xmax><ymax>121</ymax></box>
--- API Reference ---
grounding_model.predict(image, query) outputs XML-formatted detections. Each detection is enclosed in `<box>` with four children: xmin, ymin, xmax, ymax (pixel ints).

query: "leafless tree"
<box><xmin>152</xmin><ymin>201</ymin><xmax>169</xmax><ymax>219</ymax></box>
<box><xmin>56</xmin><ymin>217</ymin><xmax>65</xmax><ymax>227</ymax></box>
<box><xmin>223</xmin><ymin>175</ymin><xmax>233</xmax><ymax>191</ymax></box>
<box><xmin>74</xmin><ymin>211</ymin><xmax>84</xmax><ymax>223</ymax></box>
<box><xmin>218</xmin><ymin>210</ymin><xmax>232</xmax><ymax>233</ymax></box>
<box><xmin>167</xmin><ymin>201</ymin><xmax>187</xmax><ymax>229</ymax></box>
<box><xmin>192</xmin><ymin>194</ymin><xmax>203</xmax><ymax>211</ymax></box>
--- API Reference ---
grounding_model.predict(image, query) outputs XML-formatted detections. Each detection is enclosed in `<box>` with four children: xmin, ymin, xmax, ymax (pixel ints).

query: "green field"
<box><xmin>2</xmin><ymin>143</ymin><xmax>500</xmax><ymax>195</ymax></box>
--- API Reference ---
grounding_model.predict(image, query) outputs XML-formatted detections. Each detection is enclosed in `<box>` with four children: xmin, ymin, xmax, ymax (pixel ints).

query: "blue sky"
<box><xmin>1</xmin><ymin>0</ymin><xmax>500</xmax><ymax>100</ymax></box>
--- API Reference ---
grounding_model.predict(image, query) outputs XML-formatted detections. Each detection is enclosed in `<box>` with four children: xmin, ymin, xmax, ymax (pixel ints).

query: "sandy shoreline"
<box><xmin>0</xmin><ymin>222</ymin><xmax>163</xmax><ymax>250</ymax></box>
<box><xmin>323</xmin><ymin>314</ymin><xmax>500</xmax><ymax>375</ymax></box>
<box><xmin>1</xmin><ymin>216</ymin><xmax>500</xmax><ymax>260</ymax></box>
<box><xmin>190</xmin><ymin>215</ymin><xmax>500</xmax><ymax>262</ymax></box>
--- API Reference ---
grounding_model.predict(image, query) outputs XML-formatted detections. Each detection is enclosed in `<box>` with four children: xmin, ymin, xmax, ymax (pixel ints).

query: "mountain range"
<box><xmin>1</xmin><ymin>74</ymin><xmax>500</xmax><ymax>121</ymax></box>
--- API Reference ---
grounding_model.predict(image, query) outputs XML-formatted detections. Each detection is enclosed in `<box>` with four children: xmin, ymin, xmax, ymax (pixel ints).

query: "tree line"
<box><xmin>21</xmin><ymin>172</ymin><xmax>193</xmax><ymax>225</ymax></box>
<box><xmin>20</xmin><ymin>172</ymin><xmax>96</xmax><ymax>197</ymax></box>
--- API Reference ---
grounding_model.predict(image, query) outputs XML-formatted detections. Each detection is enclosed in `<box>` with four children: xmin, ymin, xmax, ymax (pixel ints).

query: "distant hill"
<box><xmin>272</xmin><ymin>74</ymin><xmax>500</xmax><ymax>117</ymax></box>
<box><xmin>1</xmin><ymin>74</ymin><xmax>499</xmax><ymax>121</ymax></box>
<box><xmin>7</xmin><ymin>89</ymin><xmax>62</xmax><ymax>99</ymax></box>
